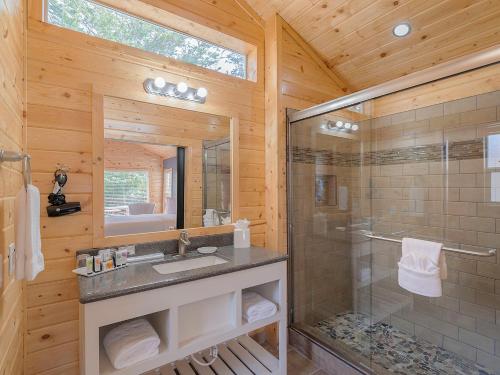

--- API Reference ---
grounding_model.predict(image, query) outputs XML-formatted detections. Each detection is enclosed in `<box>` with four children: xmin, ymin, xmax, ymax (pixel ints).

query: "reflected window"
<box><xmin>104</xmin><ymin>170</ymin><xmax>149</xmax><ymax>215</ymax></box>
<box><xmin>492</xmin><ymin>173</ymin><xmax>500</xmax><ymax>202</ymax></box>
<box><xmin>487</xmin><ymin>134</ymin><xmax>500</xmax><ymax>169</ymax></box>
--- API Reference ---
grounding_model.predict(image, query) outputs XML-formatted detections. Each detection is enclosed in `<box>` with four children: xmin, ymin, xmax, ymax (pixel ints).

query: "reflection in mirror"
<box><xmin>102</xmin><ymin>97</ymin><xmax>231</xmax><ymax>237</ymax></box>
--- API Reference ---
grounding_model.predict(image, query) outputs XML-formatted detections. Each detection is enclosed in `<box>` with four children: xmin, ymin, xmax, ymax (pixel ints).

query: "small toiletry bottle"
<box><xmin>93</xmin><ymin>255</ymin><xmax>102</xmax><ymax>272</ymax></box>
<box><xmin>114</xmin><ymin>251</ymin><xmax>122</xmax><ymax>267</ymax></box>
<box><xmin>85</xmin><ymin>256</ymin><xmax>93</xmax><ymax>274</ymax></box>
<box><xmin>77</xmin><ymin>254</ymin><xmax>88</xmax><ymax>268</ymax></box>
<box><xmin>105</xmin><ymin>259</ymin><xmax>114</xmax><ymax>271</ymax></box>
<box><xmin>234</xmin><ymin>219</ymin><xmax>251</xmax><ymax>248</ymax></box>
<box><xmin>121</xmin><ymin>248</ymin><xmax>129</xmax><ymax>265</ymax></box>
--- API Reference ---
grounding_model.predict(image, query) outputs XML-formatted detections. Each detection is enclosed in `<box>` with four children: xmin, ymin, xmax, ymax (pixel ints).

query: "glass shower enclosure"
<box><xmin>288</xmin><ymin>67</ymin><xmax>500</xmax><ymax>373</ymax></box>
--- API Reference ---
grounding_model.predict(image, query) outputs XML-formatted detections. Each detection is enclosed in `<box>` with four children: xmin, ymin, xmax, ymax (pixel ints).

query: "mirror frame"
<box><xmin>92</xmin><ymin>93</ymin><xmax>240</xmax><ymax>247</ymax></box>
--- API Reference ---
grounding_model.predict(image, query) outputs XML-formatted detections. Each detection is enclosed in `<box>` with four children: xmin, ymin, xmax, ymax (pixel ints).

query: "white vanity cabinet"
<box><xmin>80</xmin><ymin>260</ymin><xmax>287</xmax><ymax>375</ymax></box>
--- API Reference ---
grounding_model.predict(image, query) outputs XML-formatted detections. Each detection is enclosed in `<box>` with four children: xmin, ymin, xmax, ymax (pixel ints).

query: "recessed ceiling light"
<box><xmin>393</xmin><ymin>22</ymin><xmax>411</xmax><ymax>37</ymax></box>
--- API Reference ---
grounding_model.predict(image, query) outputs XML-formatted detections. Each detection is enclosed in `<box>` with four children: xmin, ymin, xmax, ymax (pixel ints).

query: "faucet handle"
<box><xmin>179</xmin><ymin>230</ymin><xmax>190</xmax><ymax>243</ymax></box>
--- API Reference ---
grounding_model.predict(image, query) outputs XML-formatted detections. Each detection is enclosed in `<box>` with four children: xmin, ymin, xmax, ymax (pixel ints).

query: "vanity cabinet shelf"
<box><xmin>80</xmin><ymin>260</ymin><xmax>287</xmax><ymax>375</ymax></box>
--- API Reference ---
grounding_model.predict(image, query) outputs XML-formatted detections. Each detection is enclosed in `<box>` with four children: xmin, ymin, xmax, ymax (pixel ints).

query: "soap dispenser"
<box><xmin>234</xmin><ymin>219</ymin><xmax>251</xmax><ymax>248</ymax></box>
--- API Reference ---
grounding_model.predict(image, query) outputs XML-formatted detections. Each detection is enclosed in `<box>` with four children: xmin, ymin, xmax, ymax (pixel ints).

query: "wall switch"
<box><xmin>8</xmin><ymin>243</ymin><xmax>15</xmax><ymax>276</ymax></box>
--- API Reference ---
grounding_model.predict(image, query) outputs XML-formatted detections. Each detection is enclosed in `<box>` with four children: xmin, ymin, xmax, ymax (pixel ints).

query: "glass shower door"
<box><xmin>288</xmin><ymin>104</ymin><xmax>377</xmax><ymax>371</ymax></box>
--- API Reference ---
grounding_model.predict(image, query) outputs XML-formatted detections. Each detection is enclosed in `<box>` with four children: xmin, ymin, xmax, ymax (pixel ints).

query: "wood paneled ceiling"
<box><xmin>246</xmin><ymin>0</ymin><xmax>500</xmax><ymax>90</ymax></box>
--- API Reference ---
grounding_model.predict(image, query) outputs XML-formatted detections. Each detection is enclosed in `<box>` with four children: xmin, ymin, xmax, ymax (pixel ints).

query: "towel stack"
<box><xmin>242</xmin><ymin>291</ymin><xmax>278</xmax><ymax>323</ymax></box>
<box><xmin>103</xmin><ymin>318</ymin><xmax>161</xmax><ymax>370</ymax></box>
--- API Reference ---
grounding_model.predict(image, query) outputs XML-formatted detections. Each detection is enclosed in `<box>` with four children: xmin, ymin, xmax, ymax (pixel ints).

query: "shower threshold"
<box><xmin>293</xmin><ymin>312</ymin><xmax>494</xmax><ymax>375</ymax></box>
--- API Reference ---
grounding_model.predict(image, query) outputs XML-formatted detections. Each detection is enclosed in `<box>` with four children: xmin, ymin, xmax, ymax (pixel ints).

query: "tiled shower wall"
<box><xmin>364</xmin><ymin>90</ymin><xmax>500</xmax><ymax>370</ymax></box>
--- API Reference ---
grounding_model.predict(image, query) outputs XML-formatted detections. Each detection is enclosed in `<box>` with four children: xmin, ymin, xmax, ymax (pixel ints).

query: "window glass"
<box><xmin>47</xmin><ymin>0</ymin><xmax>247</xmax><ymax>79</ymax></box>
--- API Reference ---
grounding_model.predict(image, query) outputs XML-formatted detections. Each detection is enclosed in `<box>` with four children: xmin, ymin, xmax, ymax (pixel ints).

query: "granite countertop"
<box><xmin>78</xmin><ymin>245</ymin><xmax>288</xmax><ymax>304</ymax></box>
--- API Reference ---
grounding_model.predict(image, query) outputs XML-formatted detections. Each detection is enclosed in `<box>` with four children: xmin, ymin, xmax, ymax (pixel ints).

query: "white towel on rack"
<box><xmin>103</xmin><ymin>318</ymin><xmax>161</xmax><ymax>370</ymax></box>
<box><xmin>15</xmin><ymin>184</ymin><xmax>44</xmax><ymax>281</ymax></box>
<box><xmin>242</xmin><ymin>291</ymin><xmax>278</xmax><ymax>323</ymax></box>
<box><xmin>398</xmin><ymin>238</ymin><xmax>446</xmax><ymax>297</ymax></box>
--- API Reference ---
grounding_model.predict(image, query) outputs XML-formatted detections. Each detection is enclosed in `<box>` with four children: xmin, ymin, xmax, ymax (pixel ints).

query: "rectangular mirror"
<box><xmin>94</xmin><ymin>95</ymin><xmax>234</xmax><ymax>240</ymax></box>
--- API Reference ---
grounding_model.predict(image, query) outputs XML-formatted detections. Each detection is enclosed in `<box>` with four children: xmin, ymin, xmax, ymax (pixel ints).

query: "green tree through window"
<box><xmin>47</xmin><ymin>0</ymin><xmax>246</xmax><ymax>78</ymax></box>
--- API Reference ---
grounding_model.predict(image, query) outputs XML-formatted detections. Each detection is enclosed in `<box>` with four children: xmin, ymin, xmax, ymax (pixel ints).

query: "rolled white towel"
<box><xmin>242</xmin><ymin>291</ymin><xmax>277</xmax><ymax>323</ymax></box>
<box><xmin>103</xmin><ymin>318</ymin><xmax>161</xmax><ymax>370</ymax></box>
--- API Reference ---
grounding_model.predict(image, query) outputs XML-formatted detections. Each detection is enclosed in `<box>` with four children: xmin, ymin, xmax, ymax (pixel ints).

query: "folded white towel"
<box><xmin>398</xmin><ymin>238</ymin><xmax>447</xmax><ymax>297</ymax></box>
<box><xmin>103</xmin><ymin>318</ymin><xmax>161</xmax><ymax>370</ymax></box>
<box><xmin>15</xmin><ymin>184</ymin><xmax>44</xmax><ymax>281</ymax></box>
<box><xmin>242</xmin><ymin>291</ymin><xmax>277</xmax><ymax>323</ymax></box>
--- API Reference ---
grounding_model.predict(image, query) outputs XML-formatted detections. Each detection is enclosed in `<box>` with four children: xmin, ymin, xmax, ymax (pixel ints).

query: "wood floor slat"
<box><xmin>217</xmin><ymin>344</ymin><xmax>253</xmax><ymax>375</ymax></box>
<box><xmin>238</xmin><ymin>335</ymin><xmax>279</xmax><ymax>372</ymax></box>
<box><xmin>176</xmin><ymin>359</ymin><xmax>196</xmax><ymax>375</ymax></box>
<box><xmin>227</xmin><ymin>340</ymin><xmax>271</xmax><ymax>374</ymax></box>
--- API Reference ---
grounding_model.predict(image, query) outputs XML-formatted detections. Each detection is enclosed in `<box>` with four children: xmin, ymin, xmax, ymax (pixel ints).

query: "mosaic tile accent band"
<box><xmin>316</xmin><ymin>312</ymin><xmax>494</xmax><ymax>375</ymax></box>
<box><xmin>291</xmin><ymin>139</ymin><xmax>484</xmax><ymax>166</ymax></box>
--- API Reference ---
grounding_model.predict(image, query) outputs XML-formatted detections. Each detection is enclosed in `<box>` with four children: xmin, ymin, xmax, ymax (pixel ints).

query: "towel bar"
<box><xmin>0</xmin><ymin>149</ymin><xmax>32</xmax><ymax>188</ymax></box>
<box><xmin>363</xmin><ymin>232</ymin><xmax>496</xmax><ymax>257</ymax></box>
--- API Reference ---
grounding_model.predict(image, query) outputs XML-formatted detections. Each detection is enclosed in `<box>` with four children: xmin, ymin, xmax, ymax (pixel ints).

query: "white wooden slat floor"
<box><xmin>142</xmin><ymin>335</ymin><xmax>279</xmax><ymax>375</ymax></box>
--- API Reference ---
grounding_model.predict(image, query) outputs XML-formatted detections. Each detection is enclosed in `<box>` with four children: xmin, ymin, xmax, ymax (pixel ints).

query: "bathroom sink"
<box><xmin>152</xmin><ymin>255</ymin><xmax>228</xmax><ymax>275</ymax></box>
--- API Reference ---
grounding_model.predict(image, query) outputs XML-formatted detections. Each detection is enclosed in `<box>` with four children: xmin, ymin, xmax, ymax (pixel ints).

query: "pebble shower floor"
<box><xmin>316</xmin><ymin>313</ymin><xmax>494</xmax><ymax>375</ymax></box>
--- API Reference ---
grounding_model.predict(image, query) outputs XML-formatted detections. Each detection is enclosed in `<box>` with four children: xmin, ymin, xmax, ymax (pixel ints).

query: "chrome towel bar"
<box><xmin>364</xmin><ymin>232</ymin><xmax>496</xmax><ymax>257</ymax></box>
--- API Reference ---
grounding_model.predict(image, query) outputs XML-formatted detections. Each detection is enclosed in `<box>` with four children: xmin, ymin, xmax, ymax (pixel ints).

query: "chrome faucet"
<box><xmin>178</xmin><ymin>230</ymin><xmax>191</xmax><ymax>256</ymax></box>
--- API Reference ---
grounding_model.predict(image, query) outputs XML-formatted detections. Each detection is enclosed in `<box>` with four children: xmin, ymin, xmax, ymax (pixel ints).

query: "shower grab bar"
<box><xmin>364</xmin><ymin>232</ymin><xmax>496</xmax><ymax>257</ymax></box>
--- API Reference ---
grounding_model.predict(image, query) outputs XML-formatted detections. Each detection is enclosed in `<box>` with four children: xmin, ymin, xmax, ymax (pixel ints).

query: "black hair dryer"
<box><xmin>46</xmin><ymin>169</ymin><xmax>82</xmax><ymax>217</ymax></box>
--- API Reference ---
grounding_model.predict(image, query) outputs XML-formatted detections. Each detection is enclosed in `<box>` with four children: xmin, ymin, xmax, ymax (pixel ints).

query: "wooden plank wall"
<box><xmin>25</xmin><ymin>1</ymin><xmax>265</xmax><ymax>373</ymax></box>
<box><xmin>265</xmin><ymin>14</ymin><xmax>348</xmax><ymax>252</ymax></box>
<box><xmin>0</xmin><ymin>0</ymin><xmax>25</xmax><ymax>374</ymax></box>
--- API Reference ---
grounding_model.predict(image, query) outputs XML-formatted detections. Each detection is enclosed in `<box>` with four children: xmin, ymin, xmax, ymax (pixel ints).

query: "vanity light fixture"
<box><xmin>393</xmin><ymin>22</ymin><xmax>411</xmax><ymax>37</ymax></box>
<box><xmin>321</xmin><ymin>120</ymin><xmax>359</xmax><ymax>133</ymax></box>
<box><xmin>143</xmin><ymin>78</ymin><xmax>208</xmax><ymax>104</ymax></box>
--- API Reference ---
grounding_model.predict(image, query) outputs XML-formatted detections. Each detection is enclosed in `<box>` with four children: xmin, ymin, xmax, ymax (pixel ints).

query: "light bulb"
<box><xmin>176</xmin><ymin>82</ymin><xmax>188</xmax><ymax>94</ymax></box>
<box><xmin>196</xmin><ymin>87</ymin><xmax>208</xmax><ymax>98</ymax></box>
<box><xmin>344</xmin><ymin>122</ymin><xmax>352</xmax><ymax>130</ymax></box>
<box><xmin>153</xmin><ymin>77</ymin><xmax>166</xmax><ymax>89</ymax></box>
<box><xmin>335</xmin><ymin>121</ymin><xmax>344</xmax><ymax>128</ymax></box>
<box><xmin>393</xmin><ymin>22</ymin><xmax>411</xmax><ymax>37</ymax></box>
<box><xmin>352</xmin><ymin>124</ymin><xmax>359</xmax><ymax>131</ymax></box>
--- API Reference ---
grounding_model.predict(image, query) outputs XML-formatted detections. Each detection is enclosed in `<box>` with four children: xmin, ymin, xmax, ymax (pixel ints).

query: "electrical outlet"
<box><xmin>8</xmin><ymin>243</ymin><xmax>15</xmax><ymax>276</ymax></box>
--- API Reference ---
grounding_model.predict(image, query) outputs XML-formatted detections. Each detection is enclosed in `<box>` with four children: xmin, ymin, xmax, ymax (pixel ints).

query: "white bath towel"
<box><xmin>103</xmin><ymin>318</ymin><xmax>161</xmax><ymax>370</ymax></box>
<box><xmin>15</xmin><ymin>184</ymin><xmax>44</xmax><ymax>281</ymax></box>
<box><xmin>242</xmin><ymin>291</ymin><xmax>278</xmax><ymax>323</ymax></box>
<box><xmin>398</xmin><ymin>238</ymin><xmax>447</xmax><ymax>297</ymax></box>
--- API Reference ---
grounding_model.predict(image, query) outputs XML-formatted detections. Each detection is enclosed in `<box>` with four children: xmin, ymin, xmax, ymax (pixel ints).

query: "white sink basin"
<box><xmin>152</xmin><ymin>256</ymin><xmax>228</xmax><ymax>275</ymax></box>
